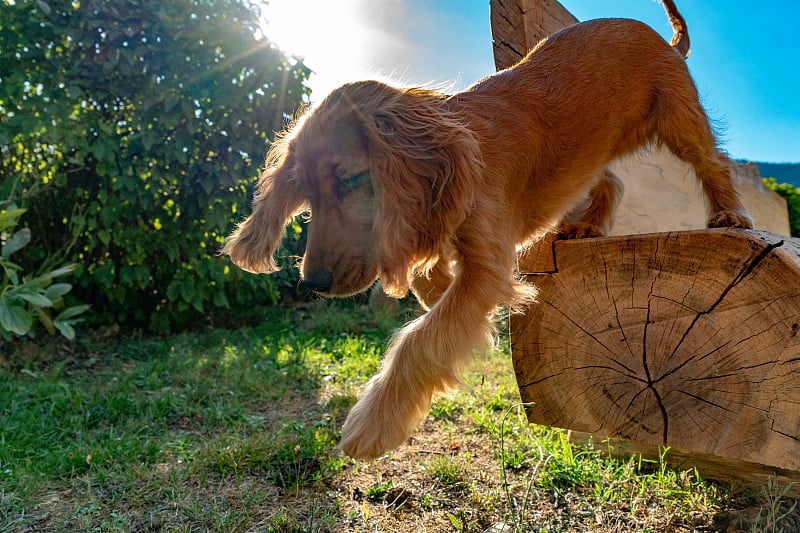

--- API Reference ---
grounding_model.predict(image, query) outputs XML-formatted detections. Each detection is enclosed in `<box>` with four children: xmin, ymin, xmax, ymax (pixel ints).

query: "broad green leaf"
<box><xmin>1</xmin><ymin>227</ymin><xmax>31</xmax><ymax>258</ymax></box>
<box><xmin>54</xmin><ymin>320</ymin><xmax>76</xmax><ymax>340</ymax></box>
<box><xmin>0</xmin><ymin>302</ymin><xmax>33</xmax><ymax>336</ymax></box>
<box><xmin>17</xmin><ymin>292</ymin><xmax>54</xmax><ymax>308</ymax></box>
<box><xmin>166</xmin><ymin>281</ymin><xmax>181</xmax><ymax>302</ymax></box>
<box><xmin>6</xmin><ymin>267</ymin><xmax>19</xmax><ymax>286</ymax></box>
<box><xmin>45</xmin><ymin>283</ymin><xmax>73</xmax><ymax>300</ymax></box>
<box><xmin>55</xmin><ymin>304</ymin><xmax>91</xmax><ymax>321</ymax></box>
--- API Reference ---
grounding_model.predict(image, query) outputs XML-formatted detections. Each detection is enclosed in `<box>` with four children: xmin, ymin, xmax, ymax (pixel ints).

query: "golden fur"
<box><xmin>224</xmin><ymin>2</ymin><xmax>753</xmax><ymax>459</ymax></box>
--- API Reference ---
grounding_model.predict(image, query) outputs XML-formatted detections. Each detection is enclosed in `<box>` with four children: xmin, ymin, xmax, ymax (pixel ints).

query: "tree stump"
<box><xmin>511</xmin><ymin>229</ymin><xmax>800</xmax><ymax>492</ymax></box>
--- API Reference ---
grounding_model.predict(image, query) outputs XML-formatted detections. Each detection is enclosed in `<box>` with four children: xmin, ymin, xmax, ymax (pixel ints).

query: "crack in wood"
<box><xmin>642</xmin><ymin>286</ymin><xmax>670</xmax><ymax>444</ymax></box>
<box><xmin>676</xmin><ymin>389</ymin><xmax>737</xmax><ymax>414</ymax></box>
<box><xmin>659</xmin><ymin>239</ymin><xmax>785</xmax><ymax>382</ymax></box>
<box><xmin>771</xmin><ymin>426</ymin><xmax>800</xmax><ymax>445</ymax></box>
<box><xmin>542</xmin><ymin>300</ymin><xmax>640</xmax><ymax>376</ymax></box>
<box><xmin>522</xmin><ymin>372</ymin><xmax>561</xmax><ymax>387</ymax></box>
<box><xmin>495</xmin><ymin>40</ymin><xmax>525</xmax><ymax>60</ymax></box>
<box><xmin>657</xmin><ymin>342</ymin><xmax>730</xmax><ymax>385</ymax></box>
<box><xmin>491</xmin><ymin>0</ymin><xmax>526</xmax><ymax>60</ymax></box>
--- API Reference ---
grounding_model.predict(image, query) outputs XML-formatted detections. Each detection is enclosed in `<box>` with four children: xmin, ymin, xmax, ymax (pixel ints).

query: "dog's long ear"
<box><xmin>223</xmin><ymin>139</ymin><xmax>307</xmax><ymax>274</ymax></box>
<box><xmin>344</xmin><ymin>82</ymin><xmax>484</xmax><ymax>297</ymax></box>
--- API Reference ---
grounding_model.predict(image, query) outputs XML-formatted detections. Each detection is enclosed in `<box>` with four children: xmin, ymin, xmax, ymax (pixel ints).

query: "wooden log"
<box><xmin>511</xmin><ymin>229</ymin><xmax>800</xmax><ymax>487</ymax></box>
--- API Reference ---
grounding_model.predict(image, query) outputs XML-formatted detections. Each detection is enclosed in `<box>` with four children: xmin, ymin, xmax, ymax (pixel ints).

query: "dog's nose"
<box><xmin>300</xmin><ymin>270</ymin><xmax>333</xmax><ymax>293</ymax></box>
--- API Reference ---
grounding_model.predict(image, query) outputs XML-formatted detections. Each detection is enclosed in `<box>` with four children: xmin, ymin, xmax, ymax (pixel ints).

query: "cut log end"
<box><xmin>511</xmin><ymin>229</ymin><xmax>800</xmax><ymax>479</ymax></box>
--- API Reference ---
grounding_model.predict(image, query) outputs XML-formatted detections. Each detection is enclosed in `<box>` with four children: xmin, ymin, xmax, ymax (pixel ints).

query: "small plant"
<box><xmin>750</xmin><ymin>477</ymin><xmax>799</xmax><ymax>533</ymax></box>
<box><xmin>499</xmin><ymin>404</ymin><xmax>546</xmax><ymax>532</ymax></box>
<box><xmin>425</xmin><ymin>454</ymin><xmax>471</xmax><ymax>490</ymax></box>
<box><xmin>0</xmin><ymin>204</ymin><xmax>88</xmax><ymax>339</ymax></box>
<box><xmin>365</xmin><ymin>478</ymin><xmax>394</xmax><ymax>502</ymax></box>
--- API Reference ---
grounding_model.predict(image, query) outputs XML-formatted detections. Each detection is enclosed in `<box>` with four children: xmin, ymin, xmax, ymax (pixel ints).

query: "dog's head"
<box><xmin>223</xmin><ymin>81</ymin><xmax>483</xmax><ymax>298</ymax></box>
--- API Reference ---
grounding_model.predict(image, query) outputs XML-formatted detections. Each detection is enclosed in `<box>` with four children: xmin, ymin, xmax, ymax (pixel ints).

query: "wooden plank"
<box><xmin>517</xmin><ymin>232</ymin><xmax>558</xmax><ymax>274</ymax></box>
<box><xmin>490</xmin><ymin>0</ymin><xmax>527</xmax><ymax>70</ymax></box>
<box><xmin>511</xmin><ymin>229</ymin><xmax>800</xmax><ymax>478</ymax></box>
<box><xmin>490</xmin><ymin>0</ymin><xmax>578</xmax><ymax>70</ymax></box>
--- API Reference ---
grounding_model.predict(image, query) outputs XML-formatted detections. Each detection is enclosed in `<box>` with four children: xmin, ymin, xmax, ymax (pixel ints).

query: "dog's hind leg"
<box><xmin>654</xmin><ymin>82</ymin><xmax>753</xmax><ymax>229</ymax></box>
<box><xmin>558</xmin><ymin>168</ymin><xmax>624</xmax><ymax>238</ymax></box>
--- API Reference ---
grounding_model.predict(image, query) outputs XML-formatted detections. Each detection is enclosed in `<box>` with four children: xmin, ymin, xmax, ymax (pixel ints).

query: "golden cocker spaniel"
<box><xmin>224</xmin><ymin>0</ymin><xmax>753</xmax><ymax>459</ymax></box>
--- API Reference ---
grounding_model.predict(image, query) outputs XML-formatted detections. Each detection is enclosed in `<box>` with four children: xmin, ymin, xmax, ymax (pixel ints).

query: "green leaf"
<box><xmin>0</xmin><ymin>302</ymin><xmax>33</xmax><ymax>336</ymax></box>
<box><xmin>45</xmin><ymin>283</ymin><xmax>73</xmax><ymax>300</ymax></box>
<box><xmin>0</xmin><ymin>208</ymin><xmax>26</xmax><ymax>231</ymax></box>
<box><xmin>180</xmin><ymin>282</ymin><xmax>195</xmax><ymax>304</ymax></box>
<box><xmin>17</xmin><ymin>292</ymin><xmax>54</xmax><ymax>308</ymax></box>
<box><xmin>49</xmin><ymin>264</ymin><xmax>78</xmax><ymax>278</ymax></box>
<box><xmin>212</xmin><ymin>291</ymin><xmax>229</xmax><ymax>308</ymax></box>
<box><xmin>55</xmin><ymin>304</ymin><xmax>91</xmax><ymax>321</ymax></box>
<box><xmin>6</xmin><ymin>267</ymin><xmax>19</xmax><ymax>286</ymax></box>
<box><xmin>1</xmin><ymin>228</ymin><xmax>31</xmax><ymax>258</ymax></box>
<box><xmin>54</xmin><ymin>320</ymin><xmax>76</xmax><ymax>340</ymax></box>
<box><xmin>166</xmin><ymin>281</ymin><xmax>181</xmax><ymax>302</ymax></box>
<box><xmin>20</xmin><ymin>264</ymin><xmax>77</xmax><ymax>289</ymax></box>
<box><xmin>447</xmin><ymin>513</ymin><xmax>463</xmax><ymax>531</ymax></box>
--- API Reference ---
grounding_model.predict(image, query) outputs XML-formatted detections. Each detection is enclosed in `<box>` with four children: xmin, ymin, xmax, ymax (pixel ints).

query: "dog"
<box><xmin>224</xmin><ymin>0</ymin><xmax>753</xmax><ymax>460</ymax></box>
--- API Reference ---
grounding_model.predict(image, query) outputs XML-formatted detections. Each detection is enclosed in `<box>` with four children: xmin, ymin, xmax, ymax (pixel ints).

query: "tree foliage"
<box><xmin>1</xmin><ymin>0</ymin><xmax>310</xmax><ymax>332</ymax></box>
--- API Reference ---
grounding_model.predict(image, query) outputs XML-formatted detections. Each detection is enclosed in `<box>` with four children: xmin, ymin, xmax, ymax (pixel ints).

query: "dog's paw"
<box><xmin>338</xmin><ymin>374</ymin><xmax>428</xmax><ymax>460</ymax></box>
<box><xmin>707</xmin><ymin>210</ymin><xmax>754</xmax><ymax>230</ymax></box>
<box><xmin>557</xmin><ymin>222</ymin><xmax>605</xmax><ymax>240</ymax></box>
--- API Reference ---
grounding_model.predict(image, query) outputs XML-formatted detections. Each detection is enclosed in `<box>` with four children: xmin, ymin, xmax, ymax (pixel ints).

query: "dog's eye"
<box><xmin>338</xmin><ymin>171</ymin><xmax>369</xmax><ymax>196</ymax></box>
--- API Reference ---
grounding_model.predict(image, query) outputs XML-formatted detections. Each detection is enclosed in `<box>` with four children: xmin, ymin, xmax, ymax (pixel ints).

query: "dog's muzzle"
<box><xmin>300</xmin><ymin>270</ymin><xmax>333</xmax><ymax>294</ymax></box>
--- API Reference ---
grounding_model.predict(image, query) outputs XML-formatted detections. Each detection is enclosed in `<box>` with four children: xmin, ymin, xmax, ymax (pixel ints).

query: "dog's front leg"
<box><xmin>337</xmin><ymin>273</ymin><xmax>493</xmax><ymax>459</ymax></box>
<box><xmin>338</xmin><ymin>229</ymin><xmax>535</xmax><ymax>459</ymax></box>
<box><xmin>409</xmin><ymin>259</ymin><xmax>454</xmax><ymax>311</ymax></box>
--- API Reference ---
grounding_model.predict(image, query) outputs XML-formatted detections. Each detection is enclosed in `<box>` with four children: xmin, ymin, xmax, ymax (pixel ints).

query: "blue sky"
<box><xmin>262</xmin><ymin>0</ymin><xmax>798</xmax><ymax>163</ymax></box>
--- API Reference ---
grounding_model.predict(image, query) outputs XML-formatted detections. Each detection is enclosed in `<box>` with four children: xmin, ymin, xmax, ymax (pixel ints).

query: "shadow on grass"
<box><xmin>0</xmin><ymin>298</ymin><xmax>413</xmax><ymax>531</ymax></box>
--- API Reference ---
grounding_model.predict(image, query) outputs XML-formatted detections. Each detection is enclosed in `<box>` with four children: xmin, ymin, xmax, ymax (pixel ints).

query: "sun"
<box><xmin>258</xmin><ymin>0</ymin><xmax>375</xmax><ymax>98</ymax></box>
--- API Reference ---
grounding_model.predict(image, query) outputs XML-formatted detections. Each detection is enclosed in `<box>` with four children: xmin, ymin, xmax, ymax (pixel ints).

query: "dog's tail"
<box><xmin>660</xmin><ymin>0</ymin><xmax>690</xmax><ymax>59</ymax></box>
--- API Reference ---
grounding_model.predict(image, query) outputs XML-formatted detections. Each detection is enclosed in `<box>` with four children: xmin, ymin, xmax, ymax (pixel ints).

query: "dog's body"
<box><xmin>225</xmin><ymin>3</ymin><xmax>753</xmax><ymax>459</ymax></box>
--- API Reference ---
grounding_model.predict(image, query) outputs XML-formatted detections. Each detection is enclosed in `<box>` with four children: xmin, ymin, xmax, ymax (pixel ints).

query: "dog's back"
<box><xmin>455</xmin><ymin>14</ymin><xmax>750</xmax><ymax>246</ymax></box>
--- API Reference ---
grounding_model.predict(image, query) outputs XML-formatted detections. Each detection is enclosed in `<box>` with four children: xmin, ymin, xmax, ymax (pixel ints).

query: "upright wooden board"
<box><xmin>511</xmin><ymin>229</ymin><xmax>800</xmax><ymax>478</ymax></box>
<box><xmin>490</xmin><ymin>0</ymin><xmax>577</xmax><ymax>71</ymax></box>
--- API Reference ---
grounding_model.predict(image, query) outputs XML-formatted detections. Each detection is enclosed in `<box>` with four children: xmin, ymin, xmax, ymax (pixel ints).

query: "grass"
<box><xmin>1</xmin><ymin>300</ymin><xmax>798</xmax><ymax>532</ymax></box>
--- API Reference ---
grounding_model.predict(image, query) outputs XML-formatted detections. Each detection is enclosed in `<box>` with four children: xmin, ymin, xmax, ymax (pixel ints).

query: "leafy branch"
<box><xmin>0</xmin><ymin>205</ymin><xmax>89</xmax><ymax>339</ymax></box>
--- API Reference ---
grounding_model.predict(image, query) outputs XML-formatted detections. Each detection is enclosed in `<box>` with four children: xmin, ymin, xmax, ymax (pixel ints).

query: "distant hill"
<box><xmin>741</xmin><ymin>161</ymin><xmax>800</xmax><ymax>187</ymax></box>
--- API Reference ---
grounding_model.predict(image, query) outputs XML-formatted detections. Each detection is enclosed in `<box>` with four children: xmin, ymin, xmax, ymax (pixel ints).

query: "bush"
<box><xmin>1</xmin><ymin>0</ymin><xmax>311</xmax><ymax>332</ymax></box>
<box><xmin>764</xmin><ymin>178</ymin><xmax>800</xmax><ymax>237</ymax></box>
